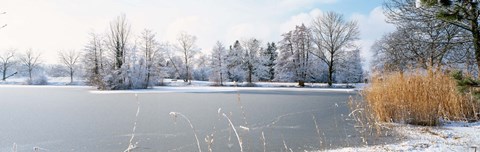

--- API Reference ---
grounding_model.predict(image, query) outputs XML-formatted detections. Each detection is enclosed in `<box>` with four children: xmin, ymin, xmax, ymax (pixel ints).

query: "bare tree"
<box><xmin>107</xmin><ymin>14</ymin><xmax>130</xmax><ymax>71</ymax></box>
<box><xmin>416</xmin><ymin>0</ymin><xmax>480</xmax><ymax>78</ymax></box>
<box><xmin>139</xmin><ymin>29</ymin><xmax>159</xmax><ymax>88</ymax></box>
<box><xmin>105</xmin><ymin>14</ymin><xmax>130</xmax><ymax>89</ymax></box>
<box><xmin>176</xmin><ymin>32</ymin><xmax>199</xmax><ymax>83</ymax></box>
<box><xmin>83</xmin><ymin>32</ymin><xmax>105</xmax><ymax>87</ymax></box>
<box><xmin>59</xmin><ymin>50</ymin><xmax>81</xmax><ymax>84</ymax></box>
<box><xmin>311</xmin><ymin>12</ymin><xmax>360</xmax><ymax>87</ymax></box>
<box><xmin>19</xmin><ymin>49</ymin><xmax>41</xmax><ymax>81</ymax></box>
<box><xmin>382</xmin><ymin>0</ymin><xmax>469</xmax><ymax>72</ymax></box>
<box><xmin>0</xmin><ymin>49</ymin><xmax>16</xmax><ymax>81</ymax></box>
<box><xmin>371</xmin><ymin>31</ymin><xmax>412</xmax><ymax>72</ymax></box>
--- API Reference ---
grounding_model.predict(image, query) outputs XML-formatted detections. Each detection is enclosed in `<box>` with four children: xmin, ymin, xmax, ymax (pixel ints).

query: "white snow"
<box><xmin>89</xmin><ymin>86</ymin><xmax>357</xmax><ymax>94</ymax></box>
<box><xmin>0</xmin><ymin>77</ymin><xmax>363</xmax><ymax>94</ymax></box>
<box><xmin>0</xmin><ymin>76</ymin><xmax>86</xmax><ymax>86</ymax></box>
<box><xmin>327</xmin><ymin>121</ymin><xmax>480</xmax><ymax>152</ymax></box>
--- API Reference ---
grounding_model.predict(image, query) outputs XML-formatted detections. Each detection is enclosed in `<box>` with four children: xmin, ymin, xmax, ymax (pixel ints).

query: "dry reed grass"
<box><xmin>362</xmin><ymin>69</ymin><xmax>479</xmax><ymax>126</ymax></box>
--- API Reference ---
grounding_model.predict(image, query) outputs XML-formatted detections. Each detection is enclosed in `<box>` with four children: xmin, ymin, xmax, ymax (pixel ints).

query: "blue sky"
<box><xmin>315</xmin><ymin>0</ymin><xmax>385</xmax><ymax>15</ymax></box>
<box><xmin>0</xmin><ymin>0</ymin><xmax>394</xmax><ymax>68</ymax></box>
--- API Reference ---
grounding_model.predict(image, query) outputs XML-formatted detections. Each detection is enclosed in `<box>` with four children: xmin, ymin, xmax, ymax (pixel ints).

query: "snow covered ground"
<box><xmin>0</xmin><ymin>77</ymin><xmax>364</xmax><ymax>90</ymax></box>
<box><xmin>327</xmin><ymin>121</ymin><xmax>480</xmax><ymax>152</ymax></box>
<box><xmin>162</xmin><ymin>79</ymin><xmax>363</xmax><ymax>88</ymax></box>
<box><xmin>0</xmin><ymin>77</ymin><xmax>86</xmax><ymax>86</ymax></box>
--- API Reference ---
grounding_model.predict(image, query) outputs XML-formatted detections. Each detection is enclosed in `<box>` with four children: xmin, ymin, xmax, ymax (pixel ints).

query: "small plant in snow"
<box><xmin>169</xmin><ymin>111</ymin><xmax>202</xmax><ymax>152</ymax></box>
<box><xmin>218</xmin><ymin>108</ymin><xmax>246</xmax><ymax>152</ymax></box>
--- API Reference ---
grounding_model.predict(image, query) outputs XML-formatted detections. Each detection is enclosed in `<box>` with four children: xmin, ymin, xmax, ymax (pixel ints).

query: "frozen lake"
<box><xmin>0</xmin><ymin>86</ymin><xmax>387</xmax><ymax>151</ymax></box>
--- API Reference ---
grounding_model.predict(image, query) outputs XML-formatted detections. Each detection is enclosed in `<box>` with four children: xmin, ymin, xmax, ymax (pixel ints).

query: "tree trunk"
<box><xmin>248</xmin><ymin>65</ymin><xmax>253</xmax><ymax>84</ymax></box>
<box><xmin>472</xmin><ymin>5</ymin><xmax>480</xmax><ymax>79</ymax></box>
<box><xmin>185</xmin><ymin>65</ymin><xmax>189</xmax><ymax>82</ymax></box>
<box><xmin>70</xmin><ymin>69</ymin><xmax>74</xmax><ymax>84</ymax></box>
<box><xmin>298</xmin><ymin>80</ymin><xmax>305</xmax><ymax>87</ymax></box>
<box><xmin>146</xmin><ymin>70</ymin><xmax>151</xmax><ymax>89</ymax></box>
<box><xmin>29</xmin><ymin>69</ymin><xmax>32</xmax><ymax>81</ymax></box>
<box><xmin>2</xmin><ymin>65</ymin><xmax>6</xmax><ymax>81</ymax></box>
<box><xmin>220</xmin><ymin>72</ymin><xmax>223</xmax><ymax>86</ymax></box>
<box><xmin>328</xmin><ymin>58</ymin><xmax>334</xmax><ymax>87</ymax></box>
<box><xmin>328</xmin><ymin>65</ymin><xmax>333</xmax><ymax>87</ymax></box>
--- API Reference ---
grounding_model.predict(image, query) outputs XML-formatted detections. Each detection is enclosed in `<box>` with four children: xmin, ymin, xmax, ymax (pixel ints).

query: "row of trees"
<box><xmin>373</xmin><ymin>0</ymin><xmax>480</xmax><ymax>76</ymax></box>
<box><xmin>0</xmin><ymin>49</ymin><xmax>81</xmax><ymax>85</ymax></box>
<box><xmin>1</xmin><ymin>12</ymin><xmax>364</xmax><ymax>89</ymax></box>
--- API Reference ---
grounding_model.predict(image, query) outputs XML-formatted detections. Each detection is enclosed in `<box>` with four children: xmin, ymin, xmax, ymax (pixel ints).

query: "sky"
<box><xmin>0</xmin><ymin>0</ymin><xmax>395</xmax><ymax>68</ymax></box>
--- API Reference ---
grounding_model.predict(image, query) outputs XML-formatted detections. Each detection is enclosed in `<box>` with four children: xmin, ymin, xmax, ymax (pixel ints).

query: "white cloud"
<box><xmin>279</xmin><ymin>9</ymin><xmax>322</xmax><ymax>33</ymax></box>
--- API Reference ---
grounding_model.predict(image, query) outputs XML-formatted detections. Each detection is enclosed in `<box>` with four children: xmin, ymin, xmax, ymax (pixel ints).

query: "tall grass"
<box><xmin>362</xmin><ymin>69</ymin><xmax>479</xmax><ymax>126</ymax></box>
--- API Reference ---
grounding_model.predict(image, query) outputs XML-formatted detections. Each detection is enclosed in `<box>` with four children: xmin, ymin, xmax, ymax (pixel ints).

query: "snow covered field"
<box><xmin>328</xmin><ymin>122</ymin><xmax>480</xmax><ymax>152</ymax></box>
<box><xmin>0</xmin><ymin>77</ymin><xmax>364</xmax><ymax>89</ymax></box>
<box><xmin>0</xmin><ymin>77</ymin><xmax>86</xmax><ymax>86</ymax></box>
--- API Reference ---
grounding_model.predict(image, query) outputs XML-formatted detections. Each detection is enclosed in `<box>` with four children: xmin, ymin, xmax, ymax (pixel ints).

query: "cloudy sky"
<box><xmin>0</xmin><ymin>0</ymin><xmax>394</xmax><ymax>68</ymax></box>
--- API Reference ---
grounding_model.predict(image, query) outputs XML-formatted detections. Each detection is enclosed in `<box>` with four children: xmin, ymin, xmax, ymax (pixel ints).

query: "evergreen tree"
<box><xmin>209</xmin><ymin>41</ymin><xmax>228</xmax><ymax>85</ymax></box>
<box><xmin>336</xmin><ymin>49</ymin><xmax>363</xmax><ymax>84</ymax></box>
<box><xmin>263</xmin><ymin>42</ymin><xmax>277</xmax><ymax>81</ymax></box>
<box><xmin>226</xmin><ymin>40</ymin><xmax>245</xmax><ymax>82</ymax></box>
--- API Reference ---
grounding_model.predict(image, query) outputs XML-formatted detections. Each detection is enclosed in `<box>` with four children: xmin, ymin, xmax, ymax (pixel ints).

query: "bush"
<box><xmin>363</xmin><ymin>69</ymin><xmax>479</xmax><ymax>126</ymax></box>
<box><xmin>25</xmin><ymin>73</ymin><xmax>49</xmax><ymax>85</ymax></box>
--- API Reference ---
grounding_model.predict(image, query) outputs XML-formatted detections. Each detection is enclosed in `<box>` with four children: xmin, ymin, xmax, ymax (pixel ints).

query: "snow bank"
<box><xmin>1</xmin><ymin>77</ymin><xmax>365</xmax><ymax>93</ymax></box>
<box><xmin>0</xmin><ymin>77</ymin><xmax>86</xmax><ymax>86</ymax></box>
<box><xmin>89</xmin><ymin>86</ymin><xmax>357</xmax><ymax>94</ymax></box>
<box><xmin>161</xmin><ymin>79</ymin><xmax>365</xmax><ymax>89</ymax></box>
<box><xmin>327</xmin><ymin>122</ymin><xmax>480</xmax><ymax>152</ymax></box>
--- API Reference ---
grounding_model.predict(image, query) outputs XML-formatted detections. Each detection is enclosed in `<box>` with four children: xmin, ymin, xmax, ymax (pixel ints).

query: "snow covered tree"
<box><xmin>226</xmin><ymin>40</ymin><xmax>245</xmax><ymax>82</ymax></box>
<box><xmin>176</xmin><ymin>32</ymin><xmax>199</xmax><ymax>83</ymax></box>
<box><xmin>336</xmin><ymin>49</ymin><xmax>363</xmax><ymax>84</ymax></box>
<box><xmin>262</xmin><ymin>42</ymin><xmax>277</xmax><ymax>81</ymax></box>
<box><xmin>108</xmin><ymin>14</ymin><xmax>130</xmax><ymax>70</ymax></box>
<box><xmin>105</xmin><ymin>14</ymin><xmax>131</xmax><ymax>89</ymax></box>
<box><xmin>19</xmin><ymin>49</ymin><xmax>41</xmax><ymax>82</ymax></box>
<box><xmin>209</xmin><ymin>41</ymin><xmax>228</xmax><ymax>85</ymax></box>
<box><xmin>0</xmin><ymin>49</ymin><xmax>16</xmax><ymax>81</ymax></box>
<box><xmin>242</xmin><ymin>38</ymin><xmax>268</xmax><ymax>85</ymax></box>
<box><xmin>162</xmin><ymin>42</ymin><xmax>183</xmax><ymax>79</ymax></box>
<box><xmin>193</xmin><ymin>53</ymin><xmax>210</xmax><ymax>81</ymax></box>
<box><xmin>275</xmin><ymin>24</ymin><xmax>315</xmax><ymax>86</ymax></box>
<box><xmin>58</xmin><ymin>50</ymin><xmax>81</xmax><ymax>84</ymax></box>
<box><xmin>311</xmin><ymin>12</ymin><xmax>360</xmax><ymax>87</ymax></box>
<box><xmin>138</xmin><ymin>29</ymin><xmax>160</xmax><ymax>88</ymax></box>
<box><xmin>83</xmin><ymin>32</ymin><xmax>106</xmax><ymax>88</ymax></box>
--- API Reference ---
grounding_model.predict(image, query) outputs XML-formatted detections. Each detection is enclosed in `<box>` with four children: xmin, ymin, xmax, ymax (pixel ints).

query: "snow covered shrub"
<box><xmin>25</xmin><ymin>72</ymin><xmax>48</xmax><ymax>85</ymax></box>
<box><xmin>363</xmin><ymin>69</ymin><xmax>479</xmax><ymax>126</ymax></box>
